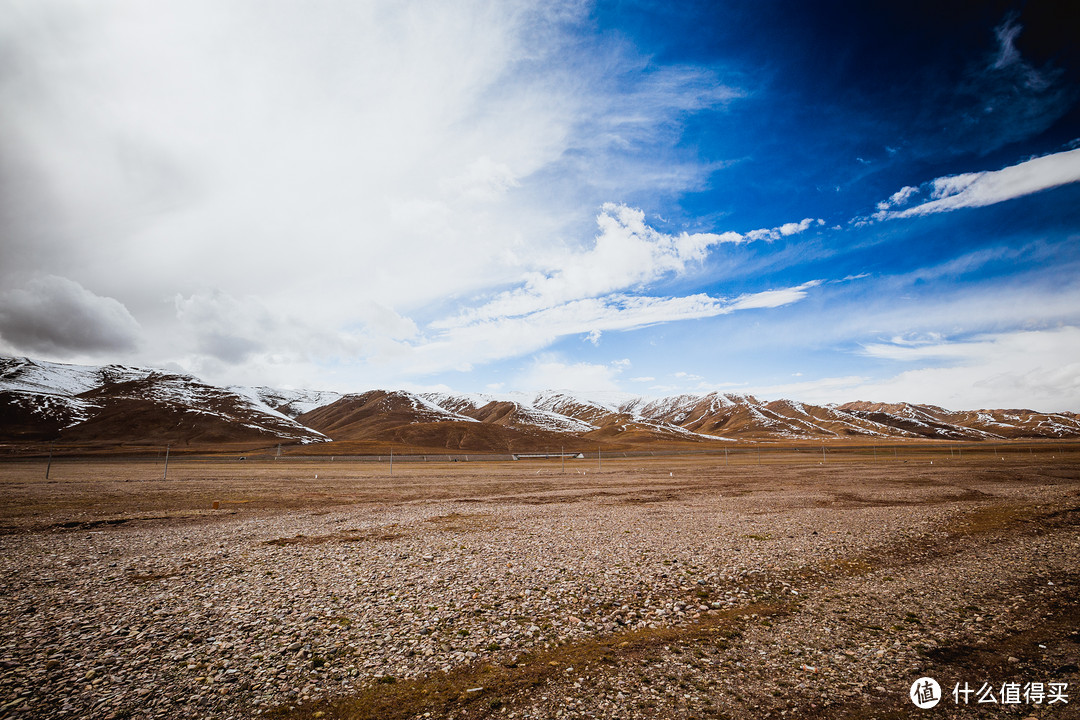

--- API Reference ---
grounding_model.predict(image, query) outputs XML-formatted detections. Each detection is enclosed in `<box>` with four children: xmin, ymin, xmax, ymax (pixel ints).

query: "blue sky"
<box><xmin>1</xmin><ymin>0</ymin><xmax>1079</xmax><ymax>409</ymax></box>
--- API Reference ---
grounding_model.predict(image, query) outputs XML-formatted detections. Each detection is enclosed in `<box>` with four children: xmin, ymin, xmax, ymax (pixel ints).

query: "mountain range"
<box><xmin>2</xmin><ymin>356</ymin><xmax>1079</xmax><ymax>453</ymax></box>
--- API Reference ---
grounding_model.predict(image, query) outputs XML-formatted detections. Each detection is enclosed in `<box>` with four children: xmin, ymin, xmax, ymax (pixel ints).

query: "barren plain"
<box><xmin>1</xmin><ymin>446</ymin><xmax>1078</xmax><ymax>719</ymax></box>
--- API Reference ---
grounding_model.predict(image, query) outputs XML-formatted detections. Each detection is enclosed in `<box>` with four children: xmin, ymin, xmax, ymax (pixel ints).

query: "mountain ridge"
<box><xmin>2</xmin><ymin>355</ymin><xmax>1079</xmax><ymax>451</ymax></box>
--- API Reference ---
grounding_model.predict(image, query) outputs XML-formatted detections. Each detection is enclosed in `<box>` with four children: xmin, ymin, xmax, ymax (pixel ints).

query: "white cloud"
<box><xmin>859</xmin><ymin>337</ymin><xmax>965</xmax><ymax>362</ymax></box>
<box><xmin>516</xmin><ymin>356</ymin><xmax>624</xmax><ymax>392</ymax></box>
<box><xmin>747</xmin><ymin>327</ymin><xmax>1080</xmax><ymax>412</ymax></box>
<box><xmin>875</xmin><ymin>185</ymin><xmax>919</xmax><ymax>211</ymax></box>
<box><xmin>728</xmin><ymin>281</ymin><xmax>821</xmax><ymax>310</ymax></box>
<box><xmin>436</xmin><ymin>204</ymin><xmax>746</xmax><ymax>327</ymax></box>
<box><xmin>436</xmin><ymin>204</ymin><xmax>820</xmax><ymax>331</ymax></box>
<box><xmin>413</xmin><ymin>282</ymin><xmax>820</xmax><ymax>375</ymax></box>
<box><xmin>743</xmin><ymin>217</ymin><xmax>823</xmax><ymax>242</ymax></box>
<box><xmin>166</xmin><ymin>289</ymin><xmax>430</xmax><ymax>388</ymax></box>
<box><xmin>440</xmin><ymin>155</ymin><xmax>521</xmax><ymax>202</ymax></box>
<box><xmin>992</xmin><ymin>15</ymin><xmax>1023</xmax><ymax>70</ymax></box>
<box><xmin>0</xmin><ymin>1</ymin><xmax>747</xmax><ymax>387</ymax></box>
<box><xmin>0</xmin><ymin>275</ymin><xmax>141</xmax><ymax>356</ymax></box>
<box><xmin>876</xmin><ymin>148</ymin><xmax>1080</xmax><ymax>219</ymax></box>
<box><xmin>719</xmin><ymin>259</ymin><xmax>1080</xmax><ymax>364</ymax></box>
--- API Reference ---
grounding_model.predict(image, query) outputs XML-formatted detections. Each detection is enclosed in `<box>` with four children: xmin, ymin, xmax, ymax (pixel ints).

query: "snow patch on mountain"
<box><xmin>0</xmin><ymin>357</ymin><xmax>150</xmax><ymax>397</ymax></box>
<box><xmin>1</xmin><ymin>356</ymin><xmax>327</xmax><ymax>443</ymax></box>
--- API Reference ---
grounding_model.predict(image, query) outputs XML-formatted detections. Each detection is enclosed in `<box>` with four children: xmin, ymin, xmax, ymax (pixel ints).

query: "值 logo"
<box><xmin>911</xmin><ymin>677</ymin><xmax>941</xmax><ymax>709</ymax></box>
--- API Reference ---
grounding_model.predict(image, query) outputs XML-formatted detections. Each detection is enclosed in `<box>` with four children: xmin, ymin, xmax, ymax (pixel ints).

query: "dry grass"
<box><xmin>942</xmin><ymin>502</ymin><xmax>1080</xmax><ymax>536</ymax></box>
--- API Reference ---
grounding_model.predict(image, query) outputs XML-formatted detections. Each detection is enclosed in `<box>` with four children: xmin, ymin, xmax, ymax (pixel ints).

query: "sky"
<box><xmin>1</xmin><ymin>0</ymin><xmax>1079</xmax><ymax>410</ymax></box>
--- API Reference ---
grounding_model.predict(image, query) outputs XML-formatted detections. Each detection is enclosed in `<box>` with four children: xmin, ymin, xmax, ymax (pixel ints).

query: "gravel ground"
<box><xmin>0</xmin><ymin>457</ymin><xmax>1077</xmax><ymax>719</ymax></box>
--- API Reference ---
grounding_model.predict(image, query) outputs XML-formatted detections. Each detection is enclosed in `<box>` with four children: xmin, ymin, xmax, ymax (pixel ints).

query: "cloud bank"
<box><xmin>0</xmin><ymin>275</ymin><xmax>141</xmax><ymax>356</ymax></box>
<box><xmin>0</xmin><ymin>0</ymin><xmax>753</xmax><ymax>386</ymax></box>
<box><xmin>747</xmin><ymin>327</ymin><xmax>1080</xmax><ymax>412</ymax></box>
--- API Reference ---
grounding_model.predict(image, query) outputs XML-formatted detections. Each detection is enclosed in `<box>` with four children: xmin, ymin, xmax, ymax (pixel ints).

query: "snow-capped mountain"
<box><xmin>293</xmin><ymin>387</ymin><xmax>1080</xmax><ymax>446</ymax></box>
<box><xmin>2</xmin><ymin>355</ymin><xmax>1079</xmax><ymax>450</ymax></box>
<box><xmin>0</xmin><ymin>357</ymin><xmax>327</xmax><ymax>445</ymax></box>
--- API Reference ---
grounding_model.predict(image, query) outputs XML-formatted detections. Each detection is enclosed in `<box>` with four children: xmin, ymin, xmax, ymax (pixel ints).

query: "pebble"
<box><xmin>1</xmin><ymin>472</ymin><xmax>1075</xmax><ymax>719</ymax></box>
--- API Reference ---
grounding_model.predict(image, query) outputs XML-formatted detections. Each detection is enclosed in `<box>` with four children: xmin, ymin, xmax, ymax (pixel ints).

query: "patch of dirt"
<box><xmin>424</xmin><ymin>512</ymin><xmax>496</xmax><ymax>532</ymax></box>
<box><xmin>265</xmin><ymin>528</ymin><xmax>403</xmax><ymax>546</ymax></box>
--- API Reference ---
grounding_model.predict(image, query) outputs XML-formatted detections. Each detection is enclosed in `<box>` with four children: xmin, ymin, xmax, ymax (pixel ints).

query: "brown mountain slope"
<box><xmin>296</xmin><ymin>392</ymin><xmax>569</xmax><ymax>452</ymax></box>
<box><xmin>0</xmin><ymin>391</ymin><xmax>77</xmax><ymax>441</ymax></box>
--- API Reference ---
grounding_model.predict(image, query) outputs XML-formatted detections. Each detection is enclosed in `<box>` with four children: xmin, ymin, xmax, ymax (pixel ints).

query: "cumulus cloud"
<box><xmin>0</xmin><ymin>1</ymin><xmax>745</xmax><ymax>320</ymax></box>
<box><xmin>175</xmin><ymin>292</ymin><xmax>270</xmax><ymax>364</ymax></box>
<box><xmin>873</xmin><ymin>148</ymin><xmax>1080</xmax><ymax>220</ymax></box>
<box><xmin>157</xmin><ymin>197</ymin><xmax>824</xmax><ymax>382</ymax></box>
<box><xmin>0</xmin><ymin>275</ymin><xmax>141</xmax><ymax>355</ymax></box>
